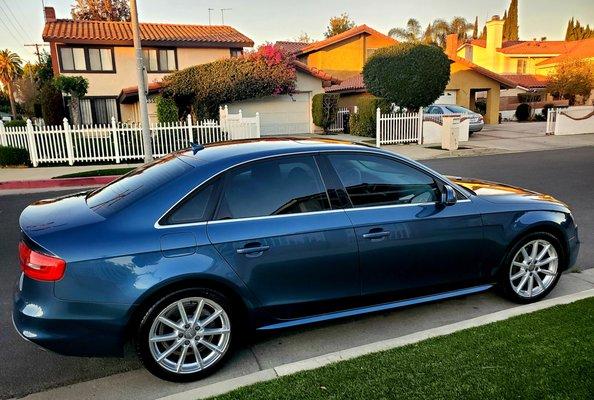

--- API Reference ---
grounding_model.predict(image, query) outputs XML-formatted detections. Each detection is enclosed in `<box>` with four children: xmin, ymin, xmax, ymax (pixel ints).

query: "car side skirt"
<box><xmin>256</xmin><ymin>284</ymin><xmax>494</xmax><ymax>331</ymax></box>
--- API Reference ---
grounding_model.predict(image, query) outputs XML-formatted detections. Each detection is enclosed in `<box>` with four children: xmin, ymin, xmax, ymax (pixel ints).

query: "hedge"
<box><xmin>0</xmin><ymin>146</ymin><xmax>30</xmax><ymax>166</ymax></box>
<box><xmin>363</xmin><ymin>43</ymin><xmax>450</xmax><ymax>111</ymax></box>
<box><xmin>312</xmin><ymin>93</ymin><xmax>339</xmax><ymax>131</ymax></box>
<box><xmin>349</xmin><ymin>96</ymin><xmax>391</xmax><ymax>137</ymax></box>
<box><xmin>515</xmin><ymin>103</ymin><xmax>532</xmax><ymax>121</ymax></box>
<box><xmin>4</xmin><ymin>119</ymin><xmax>26</xmax><ymax>128</ymax></box>
<box><xmin>156</xmin><ymin>95</ymin><xmax>179</xmax><ymax>123</ymax></box>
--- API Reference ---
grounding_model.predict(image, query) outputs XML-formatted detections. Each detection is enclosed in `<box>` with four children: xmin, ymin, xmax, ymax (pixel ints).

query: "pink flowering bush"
<box><xmin>163</xmin><ymin>44</ymin><xmax>296</xmax><ymax>119</ymax></box>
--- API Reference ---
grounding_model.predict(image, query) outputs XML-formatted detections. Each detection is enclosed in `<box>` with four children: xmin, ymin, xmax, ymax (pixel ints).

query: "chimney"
<box><xmin>445</xmin><ymin>34</ymin><xmax>458</xmax><ymax>58</ymax></box>
<box><xmin>44</xmin><ymin>7</ymin><xmax>56</xmax><ymax>22</ymax></box>
<box><xmin>485</xmin><ymin>15</ymin><xmax>504</xmax><ymax>50</ymax></box>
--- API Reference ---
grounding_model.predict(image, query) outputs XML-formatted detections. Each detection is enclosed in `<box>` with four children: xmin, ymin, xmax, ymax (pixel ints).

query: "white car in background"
<box><xmin>424</xmin><ymin>104</ymin><xmax>484</xmax><ymax>134</ymax></box>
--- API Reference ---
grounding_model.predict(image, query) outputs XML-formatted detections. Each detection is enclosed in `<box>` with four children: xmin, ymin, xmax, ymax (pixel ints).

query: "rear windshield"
<box><xmin>86</xmin><ymin>154</ymin><xmax>193</xmax><ymax>216</ymax></box>
<box><xmin>445</xmin><ymin>105</ymin><xmax>471</xmax><ymax>114</ymax></box>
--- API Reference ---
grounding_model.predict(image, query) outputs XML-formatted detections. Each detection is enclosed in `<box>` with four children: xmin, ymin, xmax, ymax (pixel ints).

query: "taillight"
<box><xmin>19</xmin><ymin>241</ymin><xmax>66</xmax><ymax>281</ymax></box>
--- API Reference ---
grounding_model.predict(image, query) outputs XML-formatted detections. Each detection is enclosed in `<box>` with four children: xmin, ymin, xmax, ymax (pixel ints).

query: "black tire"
<box><xmin>497</xmin><ymin>232</ymin><xmax>564</xmax><ymax>304</ymax></box>
<box><xmin>136</xmin><ymin>287</ymin><xmax>234</xmax><ymax>382</ymax></box>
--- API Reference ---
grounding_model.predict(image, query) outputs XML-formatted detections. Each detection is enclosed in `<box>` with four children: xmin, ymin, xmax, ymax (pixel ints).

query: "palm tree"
<box><xmin>389</xmin><ymin>18</ymin><xmax>423</xmax><ymax>42</ymax></box>
<box><xmin>0</xmin><ymin>49</ymin><xmax>23</xmax><ymax>118</ymax></box>
<box><xmin>425</xmin><ymin>17</ymin><xmax>474</xmax><ymax>48</ymax></box>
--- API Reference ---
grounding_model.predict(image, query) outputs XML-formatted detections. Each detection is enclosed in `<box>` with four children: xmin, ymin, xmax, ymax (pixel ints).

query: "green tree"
<box><xmin>71</xmin><ymin>0</ymin><xmax>130</xmax><ymax>21</ymax></box>
<box><xmin>472</xmin><ymin>16</ymin><xmax>479</xmax><ymax>39</ymax></box>
<box><xmin>425</xmin><ymin>17</ymin><xmax>474</xmax><ymax>48</ymax></box>
<box><xmin>54</xmin><ymin>75</ymin><xmax>89</xmax><ymax>125</ymax></box>
<box><xmin>503</xmin><ymin>0</ymin><xmax>519</xmax><ymax>40</ymax></box>
<box><xmin>480</xmin><ymin>25</ymin><xmax>487</xmax><ymax>39</ymax></box>
<box><xmin>565</xmin><ymin>18</ymin><xmax>575</xmax><ymax>40</ymax></box>
<box><xmin>363</xmin><ymin>43</ymin><xmax>450</xmax><ymax>111</ymax></box>
<box><xmin>547</xmin><ymin>59</ymin><xmax>594</xmax><ymax>105</ymax></box>
<box><xmin>324</xmin><ymin>13</ymin><xmax>355</xmax><ymax>38</ymax></box>
<box><xmin>155</xmin><ymin>95</ymin><xmax>179</xmax><ymax>123</ymax></box>
<box><xmin>0</xmin><ymin>49</ymin><xmax>23</xmax><ymax>118</ymax></box>
<box><xmin>389</xmin><ymin>18</ymin><xmax>423</xmax><ymax>42</ymax></box>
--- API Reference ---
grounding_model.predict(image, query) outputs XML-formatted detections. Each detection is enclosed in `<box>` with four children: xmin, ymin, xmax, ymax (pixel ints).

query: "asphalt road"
<box><xmin>0</xmin><ymin>146</ymin><xmax>592</xmax><ymax>399</ymax></box>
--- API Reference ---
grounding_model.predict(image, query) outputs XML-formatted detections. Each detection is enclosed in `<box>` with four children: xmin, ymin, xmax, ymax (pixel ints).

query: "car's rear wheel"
<box><xmin>499</xmin><ymin>232</ymin><xmax>563</xmax><ymax>303</ymax></box>
<box><xmin>136</xmin><ymin>288</ymin><xmax>233</xmax><ymax>381</ymax></box>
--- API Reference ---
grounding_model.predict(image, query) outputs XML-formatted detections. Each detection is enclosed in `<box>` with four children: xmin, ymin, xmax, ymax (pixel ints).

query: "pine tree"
<box><xmin>565</xmin><ymin>18</ymin><xmax>575</xmax><ymax>41</ymax></box>
<box><xmin>575</xmin><ymin>20</ymin><xmax>582</xmax><ymax>39</ymax></box>
<box><xmin>472</xmin><ymin>16</ymin><xmax>479</xmax><ymax>39</ymax></box>
<box><xmin>503</xmin><ymin>0</ymin><xmax>519</xmax><ymax>41</ymax></box>
<box><xmin>480</xmin><ymin>25</ymin><xmax>487</xmax><ymax>40</ymax></box>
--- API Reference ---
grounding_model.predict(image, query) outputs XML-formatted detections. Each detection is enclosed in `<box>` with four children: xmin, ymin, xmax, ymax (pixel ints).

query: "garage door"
<box><xmin>254</xmin><ymin>93</ymin><xmax>311</xmax><ymax>135</ymax></box>
<box><xmin>435</xmin><ymin>90</ymin><xmax>457</xmax><ymax>105</ymax></box>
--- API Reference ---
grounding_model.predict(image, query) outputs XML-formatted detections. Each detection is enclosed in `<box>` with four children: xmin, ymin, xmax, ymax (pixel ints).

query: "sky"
<box><xmin>2</xmin><ymin>0</ymin><xmax>594</xmax><ymax>62</ymax></box>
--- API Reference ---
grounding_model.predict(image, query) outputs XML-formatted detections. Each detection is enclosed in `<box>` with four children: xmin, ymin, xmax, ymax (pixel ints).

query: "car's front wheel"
<box><xmin>499</xmin><ymin>232</ymin><xmax>563</xmax><ymax>303</ymax></box>
<box><xmin>136</xmin><ymin>288</ymin><xmax>233</xmax><ymax>381</ymax></box>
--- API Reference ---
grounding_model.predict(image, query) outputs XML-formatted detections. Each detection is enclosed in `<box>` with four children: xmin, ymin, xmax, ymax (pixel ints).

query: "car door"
<box><xmin>323</xmin><ymin>152</ymin><xmax>484</xmax><ymax>298</ymax></box>
<box><xmin>206</xmin><ymin>154</ymin><xmax>360</xmax><ymax>319</ymax></box>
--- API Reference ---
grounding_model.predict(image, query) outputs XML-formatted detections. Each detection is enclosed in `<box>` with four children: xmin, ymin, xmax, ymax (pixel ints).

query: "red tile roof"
<box><xmin>297</xmin><ymin>25</ymin><xmax>397</xmax><ymax>55</ymax></box>
<box><xmin>500</xmin><ymin>74</ymin><xmax>549</xmax><ymax>89</ymax></box>
<box><xmin>499</xmin><ymin>40</ymin><xmax>574</xmax><ymax>55</ymax></box>
<box><xmin>293</xmin><ymin>60</ymin><xmax>341</xmax><ymax>86</ymax></box>
<box><xmin>43</xmin><ymin>19</ymin><xmax>254</xmax><ymax>48</ymax></box>
<box><xmin>325</xmin><ymin>56</ymin><xmax>516</xmax><ymax>93</ymax></box>
<box><xmin>325</xmin><ymin>74</ymin><xmax>365</xmax><ymax>93</ymax></box>
<box><xmin>275</xmin><ymin>41</ymin><xmax>310</xmax><ymax>54</ymax></box>
<box><xmin>536</xmin><ymin>38</ymin><xmax>594</xmax><ymax>66</ymax></box>
<box><xmin>119</xmin><ymin>81</ymin><xmax>164</xmax><ymax>103</ymax></box>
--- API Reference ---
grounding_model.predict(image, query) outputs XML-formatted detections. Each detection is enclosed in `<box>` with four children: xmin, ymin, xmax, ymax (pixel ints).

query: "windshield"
<box><xmin>86</xmin><ymin>154</ymin><xmax>193</xmax><ymax>216</ymax></box>
<box><xmin>445</xmin><ymin>105</ymin><xmax>472</xmax><ymax>114</ymax></box>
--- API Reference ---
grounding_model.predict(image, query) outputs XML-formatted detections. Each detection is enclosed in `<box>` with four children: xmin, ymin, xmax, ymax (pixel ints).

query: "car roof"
<box><xmin>175</xmin><ymin>137</ymin><xmax>379</xmax><ymax>167</ymax></box>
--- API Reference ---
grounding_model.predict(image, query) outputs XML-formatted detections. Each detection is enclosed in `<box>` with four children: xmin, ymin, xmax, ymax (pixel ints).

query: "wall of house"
<box><xmin>304</xmin><ymin>35</ymin><xmax>365</xmax><ymax>79</ymax></box>
<box><xmin>51</xmin><ymin>42</ymin><xmax>231</xmax><ymax>97</ymax></box>
<box><xmin>446</xmin><ymin>62</ymin><xmax>501</xmax><ymax>124</ymax></box>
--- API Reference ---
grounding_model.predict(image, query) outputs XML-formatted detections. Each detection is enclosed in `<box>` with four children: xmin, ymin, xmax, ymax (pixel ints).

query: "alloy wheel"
<box><xmin>148</xmin><ymin>297</ymin><xmax>231</xmax><ymax>374</ymax></box>
<box><xmin>509</xmin><ymin>239</ymin><xmax>558</xmax><ymax>298</ymax></box>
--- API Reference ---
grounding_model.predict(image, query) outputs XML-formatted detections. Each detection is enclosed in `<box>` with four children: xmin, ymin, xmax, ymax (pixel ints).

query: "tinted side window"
<box><xmin>216</xmin><ymin>156</ymin><xmax>330</xmax><ymax>220</ymax></box>
<box><xmin>163</xmin><ymin>180</ymin><xmax>218</xmax><ymax>225</ymax></box>
<box><xmin>327</xmin><ymin>154</ymin><xmax>439</xmax><ymax>207</ymax></box>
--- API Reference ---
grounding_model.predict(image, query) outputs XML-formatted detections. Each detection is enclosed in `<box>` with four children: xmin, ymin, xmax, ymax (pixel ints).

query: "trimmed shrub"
<box><xmin>515</xmin><ymin>103</ymin><xmax>532</xmax><ymax>121</ymax></box>
<box><xmin>39</xmin><ymin>82</ymin><xmax>65</xmax><ymax>126</ymax></box>
<box><xmin>312</xmin><ymin>93</ymin><xmax>339</xmax><ymax>131</ymax></box>
<box><xmin>4</xmin><ymin>119</ymin><xmax>26</xmax><ymax>128</ymax></box>
<box><xmin>156</xmin><ymin>95</ymin><xmax>179</xmax><ymax>123</ymax></box>
<box><xmin>349</xmin><ymin>96</ymin><xmax>391</xmax><ymax>137</ymax></box>
<box><xmin>0</xmin><ymin>146</ymin><xmax>30</xmax><ymax>166</ymax></box>
<box><xmin>363</xmin><ymin>43</ymin><xmax>450</xmax><ymax>111</ymax></box>
<box><xmin>517</xmin><ymin>92</ymin><xmax>542</xmax><ymax>103</ymax></box>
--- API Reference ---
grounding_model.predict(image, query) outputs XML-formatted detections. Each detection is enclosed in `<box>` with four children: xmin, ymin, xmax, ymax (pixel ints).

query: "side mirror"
<box><xmin>440</xmin><ymin>185</ymin><xmax>457</xmax><ymax>206</ymax></box>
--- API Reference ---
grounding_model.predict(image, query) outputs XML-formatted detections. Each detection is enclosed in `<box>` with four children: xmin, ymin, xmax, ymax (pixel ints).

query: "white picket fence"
<box><xmin>328</xmin><ymin>108</ymin><xmax>350</xmax><ymax>132</ymax></box>
<box><xmin>546</xmin><ymin>105</ymin><xmax>594</xmax><ymax>135</ymax></box>
<box><xmin>376</xmin><ymin>108</ymin><xmax>423</xmax><ymax>146</ymax></box>
<box><xmin>0</xmin><ymin>107</ymin><xmax>260</xmax><ymax>167</ymax></box>
<box><xmin>546</xmin><ymin>108</ymin><xmax>557</xmax><ymax>134</ymax></box>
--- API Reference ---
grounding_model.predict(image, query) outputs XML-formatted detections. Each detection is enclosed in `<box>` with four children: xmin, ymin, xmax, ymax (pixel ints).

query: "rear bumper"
<box><xmin>469</xmin><ymin>122</ymin><xmax>484</xmax><ymax>132</ymax></box>
<box><xmin>12</xmin><ymin>274</ymin><xmax>130</xmax><ymax>357</ymax></box>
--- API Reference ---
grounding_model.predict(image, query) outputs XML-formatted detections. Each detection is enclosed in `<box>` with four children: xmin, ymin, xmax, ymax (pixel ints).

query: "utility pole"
<box><xmin>24</xmin><ymin>44</ymin><xmax>47</xmax><ymax>63</ymax></box>
<box><xmin>208</xmin><ymin>8</ymin><xmax>214</xmax><ymax>25</ymax></box>
<box><xmin>130</xmin><ymin>0</ymin><xmax>153</xmax><ymax>163</ymax></box>
<box><xmin>220</xmin><ymin>8</ymin><xmax>231</xmax><ymax>25</ymax></box>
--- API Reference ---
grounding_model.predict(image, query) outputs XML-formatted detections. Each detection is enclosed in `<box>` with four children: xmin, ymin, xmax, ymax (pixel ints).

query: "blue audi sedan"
<box><xmin>13</xmin><ymin>138</ymin><xmax>579</xmax><ymax>381</ymax></box>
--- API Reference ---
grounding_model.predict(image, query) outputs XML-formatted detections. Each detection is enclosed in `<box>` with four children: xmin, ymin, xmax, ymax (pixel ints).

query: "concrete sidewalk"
<box><xmin>18</xmin><ymin>269</ymin><xmax>594</xmax><ymax>400</ymax></box>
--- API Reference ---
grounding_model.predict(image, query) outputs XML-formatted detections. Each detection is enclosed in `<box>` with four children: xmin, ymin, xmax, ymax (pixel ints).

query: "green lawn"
<box><xmin>211</xmin><ymin>298</ymin><xmax>594</xmax><ymax>400</ymax></box>
<box><xmin>53</xmin><ymin>167</ymin><xmax>135</xmax><ymax>179</ymax></box>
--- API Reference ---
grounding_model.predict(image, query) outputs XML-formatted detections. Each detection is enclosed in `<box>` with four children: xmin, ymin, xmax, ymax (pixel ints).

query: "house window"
<box><xmin>517</xmin><ymin>59</ymin><xmax>527</xmax><ymax>74</ymax></box>
<box><xmin>230</xmin><ymin>49</ymin><xmax>243</xmax><ymax>58</ymax></box>
<box><xmin>59</xmin><ymin>46</ymin><xmax>114</xmax><ymax>72</ymax></box>
<box><xmin>77</xmin><ymin>98</ymin><xmax>118</xmax><ymax>125</ymax></box>
<box><xmin>143</xmin><ymin>48</ymin><xmax>177</xmax><ymax>72</ymax></box>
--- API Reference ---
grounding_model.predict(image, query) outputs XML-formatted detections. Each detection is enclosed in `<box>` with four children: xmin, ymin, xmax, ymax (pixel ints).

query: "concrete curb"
<box><xmin>0</xmin><ymin>176</ymin><xmax>118</xmax><ymax>190</ymax></box>
<box><xmin>156</xmin><ymin>288</ymin><xmax>594</xmax><ymax>400</ymax></box>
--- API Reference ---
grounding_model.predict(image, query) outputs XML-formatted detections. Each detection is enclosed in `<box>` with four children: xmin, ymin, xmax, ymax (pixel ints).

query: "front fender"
<box><xmin>481</xmin><ymin>210</ymin><xmax>576</xmax><ymax>279</ymax></box>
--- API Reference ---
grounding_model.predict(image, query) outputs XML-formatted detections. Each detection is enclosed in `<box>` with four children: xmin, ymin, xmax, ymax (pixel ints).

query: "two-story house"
<box><xmin>41</xmin><ymin>6</ymin><xmax>253</xmax><ymax>124</ymax></box>
<box><xmin>280</xmin><ymin>24</ymin><xmax>515</xmax><ymax>124</ymax></box>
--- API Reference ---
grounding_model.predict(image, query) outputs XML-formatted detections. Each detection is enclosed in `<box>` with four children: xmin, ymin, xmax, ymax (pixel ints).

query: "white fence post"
<box><xmin>111</xmin><ymin>117</ymin><xmax>121</xmax><ymax>164</ymax></box>
<box><xmin>26</xmin><ymin>119</ymin><xmax>38</xmax><ymax>167</ymax></box>
<box><xmin>255</xmin><ymin>112</ymin><xmax>261</xmax><ymax>137</ymax></box>
<box><xmin>375</xmin><ymin>107</ymin><xmax>381</xmax><ymax>147</ymax></box>
<box><xmin>63</xmin><ymin>118</ymin><xmax>75</xmax><ymax>165</ymax></box>
<box><xmin>186</xmin><ymin>114</ymin><xmax>193</xmax><ymax>144</ymax></box>
<box><xmin>0</xmin><ymin>120</ymin><xmax>6</xmax><ymax>147</ymax></box>
<box><xmin>417</xmin><ymin>108</ymin><xmax>424</xmax><ymax>144</ymax></box>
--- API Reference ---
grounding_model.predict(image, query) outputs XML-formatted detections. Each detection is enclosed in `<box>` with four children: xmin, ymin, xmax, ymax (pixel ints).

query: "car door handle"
<box><xmin>362</xmin><ymin>231</ymin><xmax>391</xmax><ymax>240</ymax></box>
<box><xmin>237</xmin><ymin>245</ymin><xmax>270</xmax><ymax>255</ymax></box>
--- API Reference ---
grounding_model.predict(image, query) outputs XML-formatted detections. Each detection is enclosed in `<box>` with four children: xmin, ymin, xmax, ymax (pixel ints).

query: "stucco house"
<box><xmin>284</xmin><ymin>24</ymin><xmax>515</xmax><ymax>124</ymax></box>
<box><xmin>456</xmin><ymin>15</ymin><xmax>594</xmax><ymax>111</ymax></box>
<box><xmin>41</xmin><ymin>6</ymin><xmax>253</xmax><ymax>124</ymax></box>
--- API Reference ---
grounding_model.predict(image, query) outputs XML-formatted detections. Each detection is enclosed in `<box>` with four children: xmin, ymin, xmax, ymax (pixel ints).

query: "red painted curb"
<box><xmin>0</xmin><ymin>175</ymin><xmax>119</xmax><ymax>190</ymax></box>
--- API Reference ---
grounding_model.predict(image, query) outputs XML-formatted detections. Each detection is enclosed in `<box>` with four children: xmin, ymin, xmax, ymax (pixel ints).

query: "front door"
<box><xmin>207</xmin><ymin>155</ymin><xmax>359</xmax><ymax>319</ymax></box>
<box><xmin>324</xmin><ymin>152</ymin><xmax>484</xmax><ymax>298</ymax></box>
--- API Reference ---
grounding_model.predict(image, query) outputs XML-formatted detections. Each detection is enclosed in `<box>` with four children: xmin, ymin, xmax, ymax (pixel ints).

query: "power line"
<box><xmin>0</xmin><ymin>0</ymin><xmax>34</xmax><ymax>43</ymax></box>
<box><xmin>0</xmin><ymin>12</ymin><xmax>28</xmax><ymax>54</ymax></box>
<box><xmin>0</xmin><ymin>1</ymin><xmax>30</xmax><ymax>45</ymax></box>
